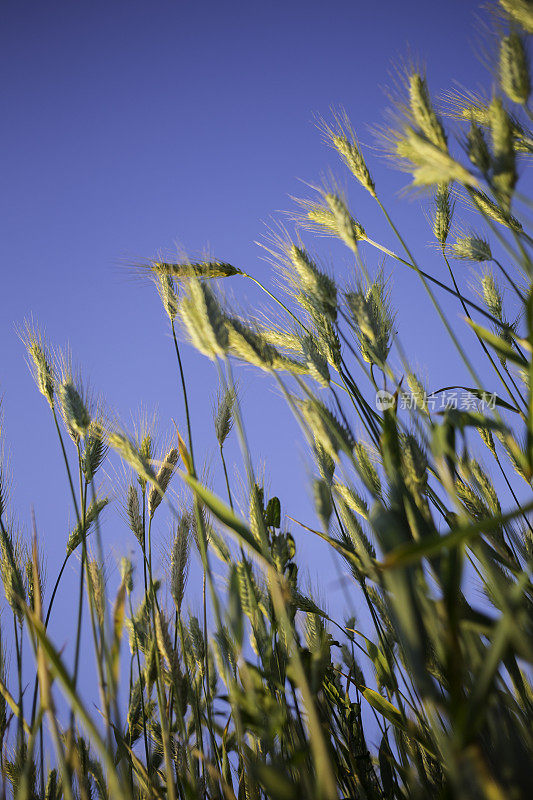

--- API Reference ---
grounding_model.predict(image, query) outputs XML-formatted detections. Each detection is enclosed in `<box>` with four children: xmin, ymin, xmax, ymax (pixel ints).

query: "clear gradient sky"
<box><xmin>1</xmin><ymin>0</ymin><xmax>495</xmax><ymax>705</ymax></box>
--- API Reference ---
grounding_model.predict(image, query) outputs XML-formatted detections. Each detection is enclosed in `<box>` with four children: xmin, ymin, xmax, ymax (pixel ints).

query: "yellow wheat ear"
<box><xmin>499</xmin><ymin>1</ymin><xmax>533</xmax><ymax>36</ymax></box>
<box><xmin>499</xmin><ymin>32</ymin><xmax>531</xmax><ymax>104</ymax></box>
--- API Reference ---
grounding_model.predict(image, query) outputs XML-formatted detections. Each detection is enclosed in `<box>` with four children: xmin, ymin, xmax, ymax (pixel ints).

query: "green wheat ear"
<box><xmin>294</xmin><ymin>186</ymin><xmax>366</xmax><ymax>249</ymax></box>
<box><xmin>316</xmin><ymin>109</ymin><xmax>376</xmax><ymax>197</ymax></box>
<box><xmin>109</xmin><ymin>429</ymin><xmax>157</xmax><ymax>485</ymax></box>
<box><xmin>125</xmin><ymin>483</ymin><xmax>143</xmax><ymax>546</ymax></box>
<box><xmin>325</xmin><ymin>192</ymin><xmax>366</xmax><ymax>251</ymax></box>
<box><xmin>288</xmin><ymin>245</ymin><xmax>338</xmax><ymax>320</ymax></box>
<box><xmin>213</xmin><ymin>385</ymin><xmax>236</xmax><ymax>447</ymax></box>
<box><xmin>489</xmin><ymin>96</ymin><xmax>517</xmax><ymax>205</ymax></box>
<box><xmin>170</xmin><ymin>514</ymin><xmax>190</xmax><ymax>614</ymax></box>
<box><xmin>407</xmin><ymin>72</ymin><xmax>447</xmax><ymax>150</ymax></box>
<box><xmin>120</xmin><ymin>556</ymin><xmax>133</xmax><ymax>593</ymax></box>
<box><xmin>82</xmin><ymin>415</ymin><xmax>108</xmax><ymax>482</ymax></box>
<box><xmin>451</xmin><ymin>234</ymin><xmax>492</xmax><ymax>262</ymax></box>
<box><xmin>480</xmin><ymin>270</ymin><xmax>504</xmax><ymax>322</ymax></box>
<box><xmin>148</xmin><ymin>446</ymin><xmax>179</xmax><ymax>519</ymax></box>
<box><xmin>347</xmin><ymin>276</ymin><xmax>396</xmax><ymax>369</ymax></box>
<box><xmin>395</xmin><ymin>128</ymin><xmax>478</xmax><ymax>187</ymax></box>
<box><xmin>300</xmin><ymin>397</ymin><xmax>355</xmax><ymax>462</ymax></box>
<box><xmin>152</xmin><ymin>260</ymin><xmax>242</xmax><ymax>279</ymax></box>
<box><xmin>66</xmin><ymin>495</ymin><xmax>110</xmax><ymax>556</ymax></box>
<box><xmin>301</xmin><ymin>334</ymin><xmax>330</xmax><ymax>387</ymax></box>
<box><xmin>467</xmin><ymin>120</ymin><xmax>491</xmax><ymax>173</ymax></box>
<box><xmin>0</xmin><ymin>523</ymin><xmax>25</xmax><ymax>619</ymax></box>
<box><xmin>19</xmin><ymin>319</ymin><xmax>55</xmax><ymax>407</ymax></box>
<box><xmin>179</xmin><ymin>278</ymin><xmax>228</xmax><ymax>359</ymax></box>
<box><xmin>226</xmin><ymin>315</ymin><xmax>280</xmax><ymax>370</ymax></box>
<box><xmin>152</xmin><ymin>262</ymin><xmax>179</xmax><ymax>320</ymax></box>
<box><xmin>470</xmin><ymin>188</ymin><xmax>522</xmax><ymax>231</ymax></box>
<box><xmin>385</xmin><ymin>70</ymin><xmax>478</xmax><ymax>188</ymax></box>
<box><xmin>57</xmin><ymin>378</ymin><xmax>91</xmax><ymax>440</ymax></box>
<box><xmin>87</xmin><ymin>560</ymin><xmax>105</xmax><ymax>627</ymax></box>
<box><xmin>432</xmin><ymin>183</ymin><xmax>453</xmax><ymax>247</ymax></box>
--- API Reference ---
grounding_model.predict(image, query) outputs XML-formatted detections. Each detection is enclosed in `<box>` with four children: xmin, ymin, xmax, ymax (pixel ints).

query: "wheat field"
<box><xmin>1</xmin><ymin>1</ymin><xmax>533</xmax><ymax>798</ymax></box>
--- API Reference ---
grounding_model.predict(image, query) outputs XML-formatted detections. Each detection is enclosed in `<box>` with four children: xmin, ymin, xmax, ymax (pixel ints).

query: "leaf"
<box><xmin>366</xmin><ymin>639</ymin><xmax>397</xmax><ymax>692</ymax></box>
<box><xmin>176</xmin><ymin>430</ymin><xmax>194</xmax><ymax>475</ymax></box>
<box><xmin>466</xmin><ymin>319</ymin><xmax>528</xmax><ymax>367</ymax></box>
<box><xmin>381</xmin><ymin>499</ymin><xmax>533</xmax><ymax>568</ymax></box>
<box><xmin>379</xmin><ymin>734</ymin><xmax>395</xmax><ymax>798</ymax></box>
<box><xmin>253</xmin><ymin>763</ymin><xmax>299</xmax><ymax>800</ymax></box>
<box><xmin>436</xmin><ymin>409</ymin><xmax>508</xmax><ymax>432</ymax></box>
<box><xmin>113</xmin><ymin>724</ymin><xmax>163</xmax><ymax>798</ymax></box>
<box><xmin>0</xmin><ymin>677</ymin><xmax>30</xmax><ymax>735</ymax></box>
<box><xmin>287</xmin><ymin>515</ymin><xmax>379</xmax><ymax>576</ymax></box>
<box><xmin>430</xmin><ymin>386</ymin><xmax>519</xmax><ymax>413</ymax></box>
<box><xmin>178</xmin><ymin>470</ymin><xmax>272</xmax><ymax>567</ymax></box>
<box><xmin>464</xmin><ymin>569</ymin><xmax>533</xmax><ymax>739</ymax></box>
<box><xmin>527</xmin><ymin>289</ymin><xmax>533</xmax><ymax>472</ymax></box>
<box><xmin>228</xmin><ymin>565</ymin><xmax>244</xmax><ymax>648</ymax></box>
<box><xmin>361</xmin><ymin>686</ymin><xmax>436</xmax><ymax>758</ymax></box>
<box><xmin>361</xmin><ymin>686</ymin><xmax>404</xmax><ymax>727</ymax></box>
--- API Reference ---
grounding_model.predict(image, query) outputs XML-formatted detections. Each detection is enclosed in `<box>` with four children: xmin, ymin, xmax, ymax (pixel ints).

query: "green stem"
<box><xmin>219</xmin><ymin>445</ymin><xmax>234</xmax><ymax>511</ymax></box>
<box><xmin>13</xmin><ymin>615</ymin><xmax>23</xmax><ymax>749</ymax></box>
<box><xmin>146</xmin><ymin>516</ymin><xmax>177</xmax><ymax>800</ymax></box>
<box><xmin>171</xmin><ymin>319</ymin><xmax>195</xmax><ymax>464</ymax></box>
<box><xmin>128</xmin><ymin>594</ymin><xmax>151</xmax><ymax>780</ymax></box>
<box><xmin>30</xmin><ymin>552</ymin><xmax>70</xmax><ymax>726</ymax></box>
<box><xmin>241</xmin><ymin>273</ymin><xmax>311</xmax><ymax>335</ymax></box>
<box><xmin>365</xmin><ymin>230</ymin><xmax>510</xmax><ymax>331</ymax></box>
<box><xmin>71</xmin><ymin>452</ymin><xmax>87</xmax><ymax>696</ymax></box>
<box><xmin>442</xmin><ymin>250</ymin><xmax>525</xmax><ymax>412</ymax></box>
<box><xmin>52</xmin><ymin>407</ymin><xmax>80</xmax><ymax>522</ymax></box>
<box><xmin>493</xmin><ymin>258</ymin><xmax>526</xmax><ymax>303</ymax></box>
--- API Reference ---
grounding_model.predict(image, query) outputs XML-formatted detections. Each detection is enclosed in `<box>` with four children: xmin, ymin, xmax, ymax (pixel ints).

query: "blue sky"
<box><xmin>1</xmin><ymin>0</ymin><xmax>503</xmax><ymax>708</ymax></box>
